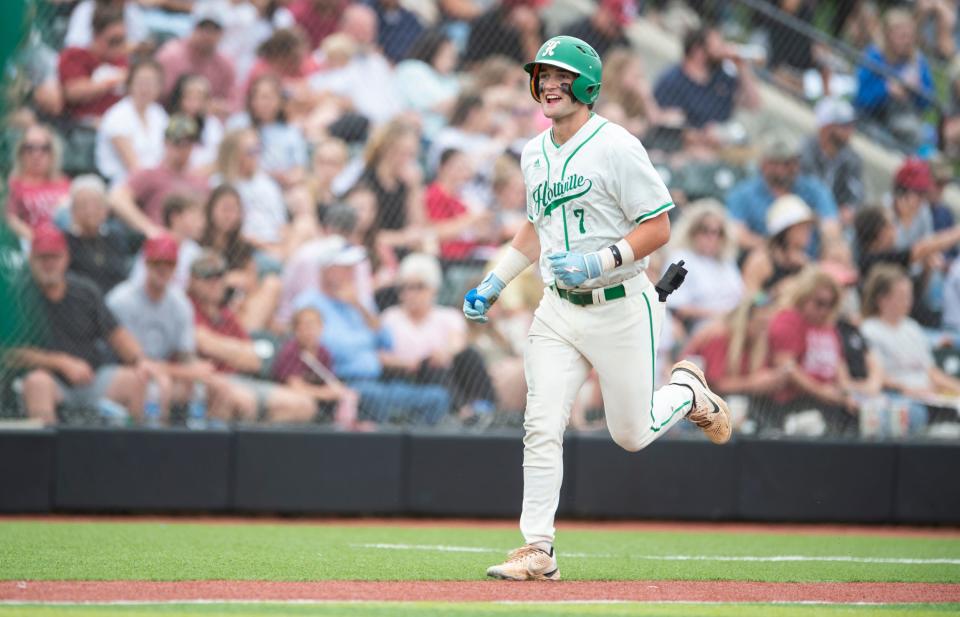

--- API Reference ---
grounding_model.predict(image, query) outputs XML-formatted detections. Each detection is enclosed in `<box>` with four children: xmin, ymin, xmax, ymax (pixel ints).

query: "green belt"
<box><xmin>551</xmin><ymin>283</ymin><xmax>627</xmax><ymax>306</ymax></box>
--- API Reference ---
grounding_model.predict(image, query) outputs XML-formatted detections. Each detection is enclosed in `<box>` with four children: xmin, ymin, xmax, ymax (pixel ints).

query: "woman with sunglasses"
<box><xmin>665</xmin><ymin>199</ymin><xmax>743</xmax><ymax>331</ymax></box>
<box><xmin>767</xmin><ymin>266</ymin><xmax>859</xmax><ymax>436</ymax></box>
<box><xmin>5</xmin><ymin>125</ymin><xmax>71</xmax><ymax>242</ymax></box>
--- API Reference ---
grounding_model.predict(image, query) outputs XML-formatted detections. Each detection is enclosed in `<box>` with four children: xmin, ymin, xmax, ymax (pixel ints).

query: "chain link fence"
<box><xmin>1</xmin><ymin>0</ymin><xmax>959</xmax><ymax>440</ymax></box>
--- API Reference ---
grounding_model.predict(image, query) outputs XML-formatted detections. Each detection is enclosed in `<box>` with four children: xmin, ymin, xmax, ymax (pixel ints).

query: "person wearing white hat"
<box><xmin>741</xmin><ymin>194</ymin><xmax>816</xmax><ymax>295</ymax></box>
<box><xmin>799</xmin><ymin>98</ymin><xmax>864</xmax><ymax>227</ymax></box>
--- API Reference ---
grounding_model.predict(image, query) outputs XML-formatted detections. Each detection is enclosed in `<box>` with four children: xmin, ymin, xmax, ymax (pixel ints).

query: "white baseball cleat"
<box><xmin>486</xmin><ymin>545</ymin><xmax>561</xmax><ymax>581</ymax></box>
<box><xmin>670</xmin><ymin>360</ymin><xmax>732</xmax><ymax>445</ymax></box>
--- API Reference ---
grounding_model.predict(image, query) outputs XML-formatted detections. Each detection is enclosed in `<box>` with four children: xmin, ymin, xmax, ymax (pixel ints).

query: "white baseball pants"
<box><xmin>519</xmin><ymin>274</ymin><xmax>693</xmax><ymax>546</ymax></box>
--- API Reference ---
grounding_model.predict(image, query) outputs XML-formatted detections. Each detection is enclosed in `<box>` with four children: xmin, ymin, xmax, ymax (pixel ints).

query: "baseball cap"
<box><xmin>192</xmin><ymin>4</ymin><xmax>224</xmax><ymax>29</ymax></box>
<box><xmin>31</xmin><ymin>225</ymin><xmax>67</xmax><ymax>256</ymax></box>
<box><xmin>601</xmin><ymin>0</ymin><xmax>637</xmax><ymax>26</ymax></box>
<box><xmin>165</xmin><ymin>115</ymin><xmax>200</xmax><ymax>143</ymax></box>
<box><xmin>814</xmin><ymin>97</ymin><xmax>855</xmax><ymax>128</ymax></box>
<box><xmin>894</xmin><ymin>159</ymin><xmax>932</xmax><ymax>193</ymax></box>
<box><xmin>766</xmin><ymin>194</ymin><xmax>814</xmax><ymax>237</ymax></box>
<box><xmin>190</xmin><ymin>250</ymin><xmax>227</xmax><ymax>279</ymax></box>
<box><xmin>761</xmin><ymin>131</ymin><xmax>801</xmax><ymax>162</ymax></box>
<box><xmin>327</xmin><ymin>245</ymin><xmax>366</xmax><ymax>267</ymax></box>
<box><xmin>144</xmin><ymin>234</ymin><xmax>179</xmax><ymax>263</ymax></box>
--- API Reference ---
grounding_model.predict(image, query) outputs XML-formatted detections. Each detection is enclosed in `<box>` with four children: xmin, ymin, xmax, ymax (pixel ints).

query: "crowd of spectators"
<box><xmin>2</xmin><ymin>0</ymin><xmax>960</xmax><ymax>439</ymax></box>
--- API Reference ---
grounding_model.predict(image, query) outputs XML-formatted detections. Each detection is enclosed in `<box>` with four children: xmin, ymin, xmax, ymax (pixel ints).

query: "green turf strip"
<box><xmin>1</xmin><ymin>604</ymin><xmax>959</xmax><ymax>617</ymax></box>
<box><xmin>1</xmin><ymin>521</ymin><xmax>959</xmax><ymax>582</ymax></box>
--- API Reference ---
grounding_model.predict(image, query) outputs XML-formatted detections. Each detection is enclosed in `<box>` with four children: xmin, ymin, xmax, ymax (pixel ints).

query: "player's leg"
<box><xmin>582</xmin><ymin>288</ymin><xmax>695</xmax><ymax>451</ymax></box>
<box><xmin>487</xmin><ymin>295</ymin><xmax>589</xmax><ymax>581</ymax></box>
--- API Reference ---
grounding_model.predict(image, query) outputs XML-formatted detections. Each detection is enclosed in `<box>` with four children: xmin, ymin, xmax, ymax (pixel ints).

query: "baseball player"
<box><xmin>463</xmin><ymin>35</ymin><xmax>732</xmax><ymax>581</ymax></box>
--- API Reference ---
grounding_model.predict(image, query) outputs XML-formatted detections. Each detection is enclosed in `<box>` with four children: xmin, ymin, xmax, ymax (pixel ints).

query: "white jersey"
<box><xmin>520</xmin><ymin>113</ymin><xmax>673</xmax><ymax>290</ymax></box>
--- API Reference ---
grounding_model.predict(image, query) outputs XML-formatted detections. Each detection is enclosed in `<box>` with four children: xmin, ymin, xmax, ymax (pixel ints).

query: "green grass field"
<box><xmin>3</xmin><ymin>521</ymin><xmax>959</xmax><ymax>582</ymax></box>
<box><xmin>2</xmin><ymin>520</ymin><xmax>958</xmax><ymax>616</ymax></box>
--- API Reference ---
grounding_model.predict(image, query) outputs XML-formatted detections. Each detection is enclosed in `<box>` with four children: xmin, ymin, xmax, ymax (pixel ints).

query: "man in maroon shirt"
<box><xmin>108</xmin><ymin>115</ymin><xmax>210</xmax><ymax>238</ymax></box>
<box><xmin>289</xmin><ymin>0</ymin><xmax>346</xmax><ymax>49</ymax></box>
<box><xmin>58</xmin><ymin>6</ymin><xmax>129</xmax><ymax>122</ymax></box>
<box><xmin>155</xmin><ymin>8</ymin><xmax>236</xmax><ymax>117</ymax></box>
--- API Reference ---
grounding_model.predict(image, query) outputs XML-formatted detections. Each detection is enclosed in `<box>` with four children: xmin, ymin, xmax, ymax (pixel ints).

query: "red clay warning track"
<box><xmin>3</xmin><ymin>581</ymin><xmax>959</xmax><ymax>604</ymax></box>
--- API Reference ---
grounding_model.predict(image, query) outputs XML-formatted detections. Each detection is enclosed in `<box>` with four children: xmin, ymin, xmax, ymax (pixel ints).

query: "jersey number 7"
<box><xmin>573</xmin><ymin>208</ymin><xmax>586</xmax><ymax>234</ymax></box>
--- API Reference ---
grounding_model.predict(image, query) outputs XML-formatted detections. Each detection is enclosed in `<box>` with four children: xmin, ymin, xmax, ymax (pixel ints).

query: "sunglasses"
<box><xmin>194</xmin><ymin>268</ymin><xmax>226</xmax><ymax>280</ymax></box>
<box><xmin>21</xmin><ymin>142</ymin><xmax>52</xmax><ymax>154</ymax></box>
<box><xmin>810</xmin><ymin>295</ymin><xmax>836</xmax><ymax>310</ymax></box>
<box><xmin>401</xmin><ymin>282</ymin><xmax>429</xmax><ymax>291</ymax></box>
<box><xmin>696</xmin><ymin>225</ymin><xmax>724</xmax><ymax>237</ymax></box>
<box><xmin>106</xmin><ymin>35</ymin><xmax>125</xmax><ymax>48</ymax></box>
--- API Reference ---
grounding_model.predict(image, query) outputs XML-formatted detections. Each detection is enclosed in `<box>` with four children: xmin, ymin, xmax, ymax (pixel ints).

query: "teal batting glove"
<box><xmin>548</xmin><ymin>251</ymin><xmax>603</xmax><ymax>287</ymax></box>
<box><xmin>463</xmin><ymin>272</ymin><xmax>505</xmax><ymax>323</ymax></box>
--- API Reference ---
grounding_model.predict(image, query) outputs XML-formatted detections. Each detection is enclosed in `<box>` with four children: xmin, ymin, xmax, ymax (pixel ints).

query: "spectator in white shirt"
<box><xmin>95</xmin><ymin>58</ymin><xmax>169</xmax><ymax>187</ymax></box>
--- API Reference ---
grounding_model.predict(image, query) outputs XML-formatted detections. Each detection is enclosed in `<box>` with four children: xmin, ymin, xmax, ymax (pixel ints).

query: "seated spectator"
<box><xmin>198</xmin><ymin>184</ymin><xmax>283</xmax><ymax>333</ymax></box>
<box><xmin>394</xmin><ymin>29</ymin><xmax>460</xmax><ymax>138</ymax></box>
<box><xmin>942</xmin><ymin>58</ymin><xmax>960</xmax><ymax>161</ymax></box>
<box><xmin>64</xmin><ymin>0</ymin><xmax>148</xmax><ymax>49</ymax></box>
<box><xmin>596</xmin><ymin>48</ymin><xmax>684</xmax><ymax>141</ymax></box>
<box><xmin>10</xmin><ymin>225</ymin><xmax>156</xmax><ymax>425</ymax></box>
<box><xmin>942</xmin><ymin>256</ymin><xmax>960</xmax><ymax>333</ymax></box>
<box><xmin>854</xmin><ymin>204</ymin><xmax>960</xmax><ymax>328</ymax></box>
<box><xmin>753</xmin><ymin>0</ymin><xmax>817</xmax><ymax>92</ymax></box>
<box><xmin>214</xmin><ymin>0</ymin><xmax>296</xmax><ymax>85</ymax></box>
<box><xmin>382</xmin><ymin>253</ymin><xmax>497</xmax><ymax>426</ymax></box>
<box><xmin>58</xmin><ymin>6</ymin><xmax>129</xmax><ymax>123</ymax></box>
<box><xmin>129</xmin><ymin>194</ymin><xmax>205</xmax><ymax>291</ymax></box>
<box><xmin>767</xmin><ymin>266</ymin><xmax>858</xmax><ymax>436</ymax></box>
<box><xmin>95</xmin><ymin>59</ymin><xmax>169</xmax><ymax>187</ymax></box>
<box><xmin>308</xmin><ymin>136</ymin><xmax>350</xmax><ymax>210</ymax></box>
<box><xmin>308</xmin><ymin>5</ymin><xmax>402</xmax><ymax>126</ymax></box>
<box><xmin>156</xmin><ymin>8</ymin><xmax>235</xmax><ymax>118</ymax></box>
<box><xmin>293</xmin><ymin>245</ymin><xmax>450</xmax><ymax>425</ymax></box>
<box><xmin>5</xmin><ymin>124</ymin><xmax>70</xmax><ymax>241</ymax></box>
<box><xmin>726</xmin><ymin>132</ymin><xmax>839</xmax><ymax>254</ymax></box>
<box><xmin>66</xmin><ymin>175</ymin><xmax>133</xmax><ymax>295</ymax></box>
<box><xmin>927</xmin><ymin>157</ymin><xmax>956</xmax><ymax>255</ymax></box>
<box><xmin>167</xmin><ymin>74</ymin><xmax>224</xmax><ymax>174</ymax></box>
<box><xmin>109</xmin><ymin>114</ymin><xmax>209</xmax><ymax>238</ymax></box>
<box><xmin>188</xmin><ymin>251</ymin><xmax>315</xmax><ymax>423</ymax></box>
<box><xmin>357</xmin><ymin>120</ymin><xmax>427</xmax><ymax>252</ymax></box>
<box><xmin>560</xmin><ymin>0</ymin><xmax>633</xmax><ymax>58</ymax></box>
<box><xmin>288</xmin><ymin>0</ymin><xmax>346</xmax><ymax>50</ymax></box>
<box><xmin>245</xmin><ymin>28</ymin><xmax>321</xmax><ymax>119</ymax></box>
<box><xmin>227</xmin><ymin>74</ymin><xmax>308</xmax><ymax>188</ymax></box>
<box><xmin>666</xmin><ymin>199</ymin><xmax>742</xmax><ymax>330</ymax></box>
<box><xmin>915</xmin><ymin>0</ymin><xmax>956</xmax><ymax>61</ymax></box>
<box><xmin>215</xmin><ymin>128</ymin><xmax>289</xmax><ymax>254</ymax></box>
<box><xmin>344</xmin><ymin>184</ymin><xmax>401</xmax><ymax>308</ymax></box>
<box><xmin>799</xmin><ymin>98</ymin><xmax>864</xmax><ymax>227</ymax></box>
<box><xmin>107</xmin><ymin>235</ymin><xmax>237</xmax><ymax>424</ymax></box>
<box><xmin>428</xmin><ymin>92</ymin><xmax>506</xmax><ymax>176</ymax></box>
<box><xmin>426</xmin><ymin>149</ymin><xmax>495</xmax><ymax>265</ymax></box>
<box><xmin>861</xmin><ymin>265</ymin><xmax>960</xmax><ymax>426</ymax></box>
<box><xmin>653</xmin><ymin>25</ymin><xmax>760</xmax><ymax>153</ymax></box>
<box><xmin>741</xmin><ymin>194</ymin><xmax>815</xmax><ymax>295</ymax></box>
<box><xmin>891</xmin><ymin>159</ymin><xmax>936</xmax><ymax>249</ymax></box>
<box><xmin>854</xmin><ymin>8</ymin><xmax>935</xmax><ymax>150</ymax></box>
<box><xmin>682</xmin><ymin>293</ymin><xmax>787</xmax><ymax>417</ymax></box>
<box><xmin>369</xmin><ymin>0</ymin><xmax>425</xmax><ymax>63</ymax></box>
<box><xmin>272</xmin><ymin>306</ymin><xmax>364</xmax><ymax>430</ymax></box>
<box><xmin>462</xmin><ymin>0</ymin><xmax>541</xmax><ymax>67</ymax></box>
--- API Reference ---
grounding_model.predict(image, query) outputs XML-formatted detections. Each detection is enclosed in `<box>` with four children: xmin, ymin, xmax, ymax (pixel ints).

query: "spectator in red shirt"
<box><xmin>109</xmin><ymin>115</ymin><xmax>209</xmax><ymax>238</ymax></box>
<box><xmin>58</xmin><ymin>6</ymin><xmax>129</xmax><ymax>123</ymax></box>
<box><xmin>288</xmin><ymin>0</ymin><xmax>346</xmax><ymax>50</ymax></box>
<box><xmin>767</xmin><ymin>266</ymin><xmax>858</xmax><ymax>436</ymax></box>
<box><xmin>188</xmin><ymin>251</ymin><xmax>315</xmax><ymax>423</ymax></box>
<box><xmin>425</xmin><ymin>148</ymin><xmax>494</xmax><ymax>263</ymax></box>
<box><xmin>155</xmin><ymin>8</ymin><xmax>236</xmax><ymax>118</ymax></box>
<box><xmin>272</xmin><ymin>306</ymin><xmax>363</xmax><ymax>430</ymax></box>
<box><xmin>5</xmin><ymin>125</ymin><xmax>71</xmax><ymax>241</ymax></box>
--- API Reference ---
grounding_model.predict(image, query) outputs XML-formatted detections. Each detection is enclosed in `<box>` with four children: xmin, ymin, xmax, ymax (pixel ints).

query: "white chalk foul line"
<box><xmin>352</xmin><ymin>543</ymin><xmax>960</xmax><ymax>565</ymax></box>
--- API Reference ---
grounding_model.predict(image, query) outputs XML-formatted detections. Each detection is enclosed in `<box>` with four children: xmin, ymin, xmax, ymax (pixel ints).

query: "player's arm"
<box><xmin>463</xmin><ymin>220</ymin><xmax>539</xmax><ymax>323</ymax></box>
<box><xmin>549</xmin><ymin>213</ymin><xmax>670</xmax><ymax>288</ymax></box>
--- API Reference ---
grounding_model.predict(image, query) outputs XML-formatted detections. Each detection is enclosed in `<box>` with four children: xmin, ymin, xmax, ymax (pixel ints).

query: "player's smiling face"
<box><xmin>538</xmin><ymin>65</ymin><xmax>580</xmax><ymax>119</ymax></box>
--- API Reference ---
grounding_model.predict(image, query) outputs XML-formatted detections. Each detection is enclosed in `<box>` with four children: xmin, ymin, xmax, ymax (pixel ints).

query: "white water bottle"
<box><xmin>144</xmin><ymin>381</ymin><xmax>162</xmax><ymax>428</ymax></box>
<box><xmin>187</xmin><ymin>382</ymin><xmax>207</xmax><ymax>429</ymax></box>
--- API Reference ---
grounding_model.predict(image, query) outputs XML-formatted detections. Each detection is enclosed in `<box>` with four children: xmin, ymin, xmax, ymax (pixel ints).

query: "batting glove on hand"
<box><xmin>548</xmin><ymin>251</ymin><xmax>603</xmax><ymax>288</ymax></box>
<box><xmin>463</xmin><ymin>272</ymin><xmax>505</xmax><ymax>323</ymax></box>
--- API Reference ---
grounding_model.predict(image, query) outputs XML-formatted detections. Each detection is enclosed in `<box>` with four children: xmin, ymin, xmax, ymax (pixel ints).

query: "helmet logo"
<box><xmin>542</xmin><ymin>40</ymin><xmax>560</xmax><ymax>56</ymax></box>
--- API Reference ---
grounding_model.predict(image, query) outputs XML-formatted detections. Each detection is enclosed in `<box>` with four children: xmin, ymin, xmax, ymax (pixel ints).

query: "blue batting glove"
<box><xmin>548</xmin><ymin>251</ymin><xmax>603</xmax><ymax>288</ymax></box>
<box><xmin>463</xmin><ymin>272</ymin><xmax>505</xmax><ymax>323</ymax></box>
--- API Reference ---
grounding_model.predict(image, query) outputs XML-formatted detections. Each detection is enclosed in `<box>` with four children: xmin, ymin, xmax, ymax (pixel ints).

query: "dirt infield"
<box><xmin>6</xmin><ymin>515</ymin><xmax>960</xmax><ymax>539</ymax></box>
<box><xmin>4</xmin><ymin>581</ymin><xmax>960</xmax><ymax>604</ymax></box>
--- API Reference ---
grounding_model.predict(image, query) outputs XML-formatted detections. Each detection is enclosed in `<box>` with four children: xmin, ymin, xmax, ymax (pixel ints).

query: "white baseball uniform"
<box><xmin>518</xmin><ymin>113</ymin><xmax>694</xmax><ymax>546</ymax></box>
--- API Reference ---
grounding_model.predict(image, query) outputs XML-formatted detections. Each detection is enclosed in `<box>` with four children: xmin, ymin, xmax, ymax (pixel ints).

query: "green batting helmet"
<box><xmin>523</xmin><ymin>36</ymin><xmax>603</xmax><ymax>105</ymax></box>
